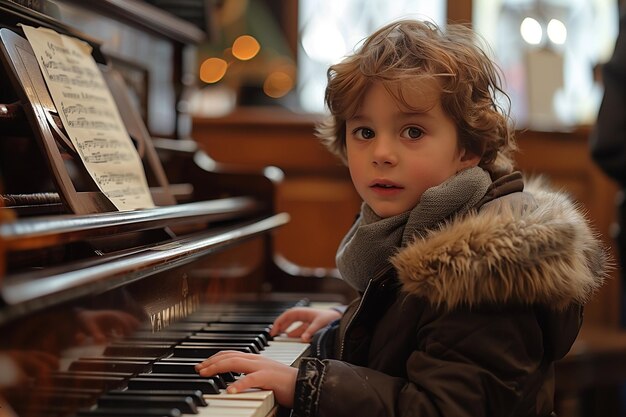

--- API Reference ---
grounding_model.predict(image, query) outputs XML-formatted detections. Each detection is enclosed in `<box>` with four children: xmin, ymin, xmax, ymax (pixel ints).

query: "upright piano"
<box><xmin>0</xmin><ymin>1</ymin><xmax>353</xmax><ymax>416</ymax></box>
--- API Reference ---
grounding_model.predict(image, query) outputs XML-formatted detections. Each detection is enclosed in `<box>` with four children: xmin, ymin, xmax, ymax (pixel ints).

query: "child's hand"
<box><xmin>195</xmin><ymin>351</ymin><xmax>298</xmax><ymax>407</ymax></box>
<box><xmin>75</xmin><ymin>309</ymin><xmax>141</xmax><ymax>343</ymax></box>
<box><xmin>270</xmin><ymin>307</ymin><xmax>342</xmax><ymax>342</ymax></box>
<box><xmin>0</xmin><ymin>350</ymin><xmax>59</xmax><ymax>387</ymax></box>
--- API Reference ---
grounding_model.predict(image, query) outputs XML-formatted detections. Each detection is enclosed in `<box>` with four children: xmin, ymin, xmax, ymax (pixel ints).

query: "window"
<box><xmin>297</xmin><ymin>0</ymin><xmax>446</xmax><ymax>113</ymax></box>
<box><xmin>473</xmin><ymin>0</ymin><xmax>618</xmax><ymax>129</ymax></box>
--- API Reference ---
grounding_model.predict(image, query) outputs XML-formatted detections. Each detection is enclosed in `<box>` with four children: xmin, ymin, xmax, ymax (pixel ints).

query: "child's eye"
<box><xmin>401</xmin><ymin>126</ymin><xmax>424</xmax><ymax>140</ymax></box>
<box><xmin>353</xmin><ymin>127</ymin><xmax>375</xmax><ymax>140</ymax></box>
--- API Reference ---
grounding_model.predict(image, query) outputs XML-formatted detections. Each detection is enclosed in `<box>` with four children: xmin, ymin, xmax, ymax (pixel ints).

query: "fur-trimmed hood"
<box><xmin>391</xmin><ymin>179</ymin><xmax>609</xmax><ymax>310</ymax></box>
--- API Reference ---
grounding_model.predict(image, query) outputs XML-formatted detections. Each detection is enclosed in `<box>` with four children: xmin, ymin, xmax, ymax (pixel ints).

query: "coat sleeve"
<box><xmin>310</xmin><ymin>318</ymin><xmax>341</xmax><ymax>359</ymax></box>
<box><xmin>291</xmin><ymin>306</ymin><xmax>558</xmax><ymax>417</ymax></box>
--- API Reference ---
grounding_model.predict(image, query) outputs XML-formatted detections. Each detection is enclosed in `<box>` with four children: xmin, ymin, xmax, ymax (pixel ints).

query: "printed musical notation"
<box><xmin>95</xmin><ymin>172</ymin><xmax>141</xmax><ymax>188</ymax></box>
<box><xmin>47</xmin><ymin>73</ymin><xmax>104</xmax><ymax>89</ymax></box>
<box><xmin>77</xmin><ymin>139</ymin><xmax>137</xmax><ymax>163</ymax></box>
<box><xmin>61</xmin><ymin>103</ymin><xmax>114</xmax><ymax>118</ymax></box>
<box><xmin>95</xmin><ymin>173</ymin><xmax>152</xmax><ymax>205</ymax></box>
<box><xmin>76</xmin><ymin>137</ymin><xmax>125</xmax><ymax>152</ymax></box>
<box><xmin>22</xmin><ymin>25</ymin><xmax>154</xmax><ymax>210</ymax></box>
<box><xmin>43</xmin><ymin>58</ymin><xmax>98</xmax><ymax>77</ymax></box>
<box><xmin>66</xmin><ymin>117</ymin><xmax>120</xmax><ymax>131</ymax></box>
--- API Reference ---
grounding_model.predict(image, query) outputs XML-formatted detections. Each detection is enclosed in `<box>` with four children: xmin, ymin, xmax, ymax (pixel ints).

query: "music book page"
<box><xmin>21</xmin><ymin>25</ymin><xmax>155</xmax><ymax>211</ymax></box>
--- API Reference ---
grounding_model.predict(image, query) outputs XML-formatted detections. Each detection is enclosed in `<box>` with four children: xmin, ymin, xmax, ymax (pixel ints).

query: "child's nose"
<box><xmin>371</xmin><ymin>136</ymin><xmax>398</xmax><ymax>166</ymax></box>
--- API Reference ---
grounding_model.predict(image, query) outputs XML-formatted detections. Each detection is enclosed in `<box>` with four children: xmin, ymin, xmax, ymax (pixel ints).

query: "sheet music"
<box><xmin>21</xmin><ymin>25</ymin><xmax>155</xmax><ymax>211</ymax></box>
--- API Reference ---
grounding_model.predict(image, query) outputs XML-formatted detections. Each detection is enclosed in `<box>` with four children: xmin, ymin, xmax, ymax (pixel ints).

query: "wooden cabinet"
<box><xmin>192</xmin><ymin>108</ymin><xmax>361</xmax><ymax>269</ymax></box>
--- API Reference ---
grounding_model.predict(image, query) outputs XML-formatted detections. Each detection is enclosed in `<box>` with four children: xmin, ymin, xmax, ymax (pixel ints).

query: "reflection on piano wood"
<box><xmin>0</xmin><ymin>2</ymin><xmax>354</xmax><ymax>417</ymax></box>
<box><xmin>5</xmin><ymin>301</ymin><xmax>311</xmax><ymax>417</ymax></box>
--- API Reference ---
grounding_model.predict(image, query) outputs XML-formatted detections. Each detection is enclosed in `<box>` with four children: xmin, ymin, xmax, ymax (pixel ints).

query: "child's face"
<box><xmin>345</xmin><ymin>82</ymin><xmax>479</xmax><ymax>218</ymax></box>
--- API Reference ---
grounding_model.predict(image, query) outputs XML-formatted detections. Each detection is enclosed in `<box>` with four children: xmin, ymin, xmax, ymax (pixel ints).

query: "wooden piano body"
<box><xmin>0</xmin><ymin>1</ymin><xmax>354</xmax><ymax>416</ymax></box>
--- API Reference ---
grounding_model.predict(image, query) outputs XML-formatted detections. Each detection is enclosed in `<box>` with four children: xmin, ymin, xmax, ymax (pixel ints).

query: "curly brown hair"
<box><xmin>316</xmin><ymin>19</ymin><xmax>517</xmax><ymax>179</ymax></box>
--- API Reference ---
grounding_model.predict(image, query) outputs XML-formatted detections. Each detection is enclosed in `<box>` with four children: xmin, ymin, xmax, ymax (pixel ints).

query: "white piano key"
<box><xmin>197</xmin><ymin>405</ymin><xmax>270</xmax><ymax>417</ymax></box>
<box><xmin>200</xmin><ymin>389</ymin><xmax>274</xmax><ymax>417</ymax></box>
<box><xmin>260</xmin><ymin>340</ymin><xmax>309</xmax><ymax>366</ymax></box>
<box><xmin>194</xmin><ymin>339</ymin><xmax>308</xmax><ymax>416</ymax></box>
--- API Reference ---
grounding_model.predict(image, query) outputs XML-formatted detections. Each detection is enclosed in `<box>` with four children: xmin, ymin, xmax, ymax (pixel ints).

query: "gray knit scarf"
<box><xmin>336</xmin><ymin>166</ymin><xmax>492</xmax><ymax>292</ymax></box>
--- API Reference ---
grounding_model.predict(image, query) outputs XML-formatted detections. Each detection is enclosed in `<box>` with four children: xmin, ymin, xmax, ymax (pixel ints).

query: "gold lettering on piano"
<box><xmin>149</xmin><ymin>293</ymin><xmax>200</xmax><ymax>332</ymax></box>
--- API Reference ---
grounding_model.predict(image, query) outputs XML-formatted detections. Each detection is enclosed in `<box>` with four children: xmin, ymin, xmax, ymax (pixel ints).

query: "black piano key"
<box><xmin>8</xmin><ymin>386</ymin><xmax>102</xmax><ymax>399</ymax></box>
<box><xmin>150</xmin><ymin>361</ymin><xmax>240</xmax><ymax>382</ymax></box>
<box><xmin>8</xmin><ymin>388</ymin><xmax>99</xmax><ymax>417</ymax></box>
<box><xmin>124</xmin><ymin>327</ymin><xmax>193</xmax><ymax>341</ymax></box>
<box><xmin>76</xmin><ymin>407</ymin><xmax>182</xmax><ymax>417</ymax></box>
<box><xmin>155</xmin><ymin>323</ymin><xmax>205</xmax><ymax>332</ymax></box>
<box><xmin>179</xmin><ymin>314</ymin><xmax>221</xmax><ymax>323</ymax></box>
<box><xmin>78</xmin><ymin>356</ymin><xmax>156</xmax><ymax>362</ymax></box>
<box><xmin>185</xmin><ymin>313</ymin><xmax>276</xmax><ymax>323</ymax></box>
<box><xmin>186</xmin><ymin>333</ymin><xmax>265</xmax><ymax>349</ymax></box>
<box><xmin>172</xmin><ymin>345</ymin><xmax>252</xmax><ymax>358</ymax></box>
<box><xmin>203</xmin><ymin>323</ymin><xmax>272</xmax><ymax>332</ymax></box>
<box><xmin>152</xmin><ymin>362</ymin><xmax>198</xmax><ymax>374</ymax></box>
<box><xmin>70</xmin><ymin>359</ymin><xmax>152</xmax><ymax>373</ymax></box>
<box><xmin>124</xmin><ymin>332</ymin><xmax>193</xmax><ymax>344</ymax></box>
<box><xmin>219</xmin><ymin>310</ymin><xmax>282</xmax><ymax>315</ymax></box>
<box><xmin>198</xmin><ymin>326</ymin><xmax>271</xmax><ymax>341</ymax></box>
<box><xmin>42</xmin><ymin>375</ymin><xmax>126</xmax><ymax>390</ymax></box>
<box><xmin>196</xmin><ymin>299</ymin><xmax>307</xmax><ymax>313</ymax></box>
<box><xmin>179</xmin><ymin>341</ymin><xmax>260</xmax><ymax>354</ymax></box>
<box><xmin>156</xmin><ymin>358</ymin><xmax>212</xmax><ymax>366</ymax></box>
<box><xmin>97</xmin><ymin>395</ymin><xmax>198</xmax><ymax>414</ymax></box>
<box><xmin>15</xmin><ymin>404</ymin><xmax>77</xmax><ymax>417</ymax></box>
<box><xmin>107</xmin><ymin>390</ymin><xmax>207</xmax><ymax>406</ymax></box>
<box><xmin>218</xmin><ymin>372</ymin><xmax>237</xmax><ymax>383</ymax></box>
<box><xmin>103</xmin><ymin>344</ymin><xmax>173</xmax><ymax>357</ymax></box>
<box><xmin>135</xmin><ymin>373</ymin><xmax>227</xmax><ymax>390</ymax></box>
<box><xmin>13</xmin><ymin>392</ymin><xmax>97</xmax><ymax>408</ymax></box>
<box><xmin>50</xmin><ymin>371</ymin><xmax>134</xmax><ymax>379</ymax></box>
<box><xmin>157</xmin><ymin>357</ymin><xmax>203</xmax><ymax>362</ymax></box>
<box><xmin>198</xmin><ymin>320</ymin><xmax>269</xmax><ymax>327</ymax></box>
<box><xmin>126</xmin><ymin>378</ymin><xmax>220</xmax><ymax>394</ymax></box>
<box><xmin>215</xmin><ymin>316</ymin><xmax>275</xmax><ymax>324</ymax></box>
<box><xmin>109</xmin><ymin>340</ymin><xmax>176</xmax><ymax>344</ymax></box>
<box><xmin>196</xmin><ymin>329</ymin><xmax>270</xmax><ymax>346</ymax></box>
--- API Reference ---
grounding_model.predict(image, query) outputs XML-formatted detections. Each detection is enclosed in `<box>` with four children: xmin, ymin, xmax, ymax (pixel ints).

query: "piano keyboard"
<box><xmin>260</xmin><ymin>338</ymin><xmax>311</xmax><ymax>366</ymax></box>
<box><xmin>37</xmin><ymin>301</ymin><xmax>320</xmax><ymax>417</ymax></box>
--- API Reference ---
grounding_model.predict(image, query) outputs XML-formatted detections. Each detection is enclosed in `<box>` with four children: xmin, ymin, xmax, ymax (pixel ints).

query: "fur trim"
<box><xmin>391</xmin><ymin>179</ymin><xmax>609</xmax><ymax>310</ymax></box>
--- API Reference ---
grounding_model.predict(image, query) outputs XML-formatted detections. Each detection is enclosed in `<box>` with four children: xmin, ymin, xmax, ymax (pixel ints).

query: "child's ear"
<box><xmin>458</xmin><ymin>148</ymin><xmax>481</xmax><ymax>169</ymax></box>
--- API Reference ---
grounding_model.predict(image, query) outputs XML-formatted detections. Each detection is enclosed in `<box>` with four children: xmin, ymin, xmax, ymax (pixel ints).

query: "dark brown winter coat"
<box><xmin>292</xmin><ymin>179</ymin><xmax>607</xmax><ymax>417</ymax></box>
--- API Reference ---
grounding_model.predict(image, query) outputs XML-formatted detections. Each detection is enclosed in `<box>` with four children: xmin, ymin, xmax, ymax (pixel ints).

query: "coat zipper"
<box><xmin>339</xmin><ymin>265</ymin><xmax>393</xmax><ymax>360</ymax></box>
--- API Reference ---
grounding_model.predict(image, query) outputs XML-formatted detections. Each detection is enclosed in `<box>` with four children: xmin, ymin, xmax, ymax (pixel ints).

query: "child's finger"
<box><xmin>309</xmin><ymin>320</ymin><xmax>324</xmax><ymax>332</ymax></box>
<box><xmin>301</xmin><ymin>322</ymin><xmax>324</xmax><ymax>342</ymax></box>
<box><xmin>286</xmin><ymin>323</ymin><xmax>308</xmax><ymax>338</ymax></box>
<box><xmin>195</xmin><ymin>350</ymin><xmax>254</xmax><ymax>368</ymax></box>
<box><xmin>196</xmin><ymin>355</ymin><xmax>257</xmax><ymax>377</ymax></box>
<box><xmin>226</xmin><ymin>371</ymin><xmax>265</xmax><ymax>394</ymax></box>
<box><xmin>271</xmin><ymin>308</ymin><xmax>310</xmax><ymax>335</ymax></box>
<box><xmin>270</xmin><ymin>311</ymin><xmax>298</xmax><ymax>335</ymax></box>
<box><xmin>195</xmin><ymin>351</ymin><xmax>256</xmax><ymax>372</ymax></box>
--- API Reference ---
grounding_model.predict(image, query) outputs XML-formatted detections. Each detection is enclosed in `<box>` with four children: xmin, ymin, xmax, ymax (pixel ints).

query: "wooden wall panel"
<box><xmin>192</xmin><ymin>108</ymin><xmax>361</xmax><ymax>269</ymax></box>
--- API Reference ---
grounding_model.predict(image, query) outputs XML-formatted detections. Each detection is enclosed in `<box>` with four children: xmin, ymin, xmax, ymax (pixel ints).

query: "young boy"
<box><xmin>196</xmin><ymin>19</ymin><xmax>607</xmax><ymax>416</ymax></box>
